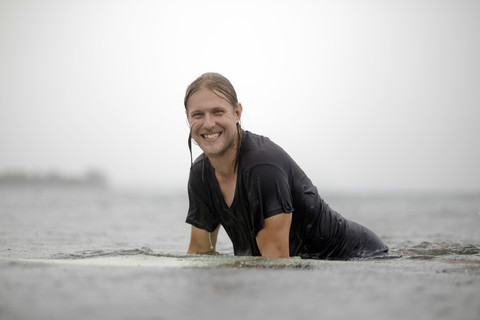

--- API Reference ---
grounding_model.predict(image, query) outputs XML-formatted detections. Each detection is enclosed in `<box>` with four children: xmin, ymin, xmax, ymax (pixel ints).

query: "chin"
<box><xmin>203</xmin><ymin>149</ymin><xmax>225</xmax><ymax>158</ymax></box>
<box><xmin>202</xmin><ymin>144</ymin><xmax>229</xmax><ymax>158</ymax></box>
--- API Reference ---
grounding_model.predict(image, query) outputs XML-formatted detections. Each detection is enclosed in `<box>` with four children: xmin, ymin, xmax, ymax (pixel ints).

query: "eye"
<box><xmin>190</xmin><ymin>112</ymin><xmax>202</xmax><ymax>119</ymax></box>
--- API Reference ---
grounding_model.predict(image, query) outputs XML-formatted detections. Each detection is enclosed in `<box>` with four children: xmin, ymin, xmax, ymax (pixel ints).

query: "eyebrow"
<box><xmin>190</xmin><ymin>106</ymin><xmax>228</xmax><ymax>113</ymax></box>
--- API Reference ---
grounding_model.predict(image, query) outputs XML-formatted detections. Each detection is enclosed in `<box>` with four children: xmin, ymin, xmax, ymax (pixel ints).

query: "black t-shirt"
<box><xmin>186</xmin><ymin>131</ymin><xmax>388</xmax><ymax>259</ymax></box>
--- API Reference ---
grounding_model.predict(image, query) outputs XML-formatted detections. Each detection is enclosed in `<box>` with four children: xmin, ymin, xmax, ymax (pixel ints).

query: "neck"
<box><xmin>209</xmin><ymin>141</ymin><xmax>238</xmax><ymax>178</ymax></box>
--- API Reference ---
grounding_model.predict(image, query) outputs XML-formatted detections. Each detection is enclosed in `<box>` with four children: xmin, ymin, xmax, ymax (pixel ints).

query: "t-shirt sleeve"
<box><xmin>185</xmin><ymin>171</ymin><xmax>220</xmax><ymax>233</ymax></box>
<box><xmin>245</xmin><ymin>164</ymin><xmax>293</xmax><ymax>234</ymax></box>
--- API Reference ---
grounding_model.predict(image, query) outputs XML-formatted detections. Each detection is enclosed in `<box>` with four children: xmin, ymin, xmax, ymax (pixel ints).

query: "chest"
<box><xmin>215</xmin><ymin>172</ymin><xmax>237</xmax><ymax>208</ymax></box>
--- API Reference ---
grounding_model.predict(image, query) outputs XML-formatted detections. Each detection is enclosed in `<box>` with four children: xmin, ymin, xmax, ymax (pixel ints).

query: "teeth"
<box><xmin>204</xmin><ymin>133</ymin><xmax>220</xmax><ymax>139</ymax></box>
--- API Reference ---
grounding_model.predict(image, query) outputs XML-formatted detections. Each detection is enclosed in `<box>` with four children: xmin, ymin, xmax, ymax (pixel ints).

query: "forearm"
<box><xmin>187</xmin><ymin>225</ymin><xmax>220</xmax><ymax>254</ymax></box>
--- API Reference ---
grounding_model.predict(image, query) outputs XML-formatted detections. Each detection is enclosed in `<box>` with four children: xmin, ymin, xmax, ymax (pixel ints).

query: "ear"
<box><xmin>235</xmin><ymin>103</ymin><xmax>243</xmax><ymax>123</ymax></box>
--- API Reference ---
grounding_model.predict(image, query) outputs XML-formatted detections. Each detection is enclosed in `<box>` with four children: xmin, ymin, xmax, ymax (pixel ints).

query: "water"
<box><xmin>1</xmin><ymin>187</ymin><xmax>479</xmax><ymax>320</ymax></box>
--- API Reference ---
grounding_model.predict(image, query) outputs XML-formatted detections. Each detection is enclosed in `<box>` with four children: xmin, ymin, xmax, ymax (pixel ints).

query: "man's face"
<box><xmin>186</xmin><ymin>87</ymin><xmax>242</xmax><ymax>159</ymax></box>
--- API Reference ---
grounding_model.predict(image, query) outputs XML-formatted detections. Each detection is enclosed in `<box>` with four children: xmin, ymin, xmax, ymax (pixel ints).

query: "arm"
<box><xmin>187</xmin><ymin>225</ymin><xmax>221</xmax><ymax>254</ymax></box>
<box><xmin>256</xmin><ymin>213</ymin><xmax>292</xmax><ymax>258</ymax></box>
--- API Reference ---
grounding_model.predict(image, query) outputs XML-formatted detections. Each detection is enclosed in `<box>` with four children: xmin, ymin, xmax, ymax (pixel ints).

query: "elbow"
<box><xmin>260</xmin><ymin>247</ymin><xmax>290</xmax><ymax>258</ymax></box>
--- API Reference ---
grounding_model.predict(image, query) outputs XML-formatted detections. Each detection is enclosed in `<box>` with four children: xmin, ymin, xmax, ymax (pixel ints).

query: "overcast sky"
<box><xmin>1</xmin><ymin>0</ymin><xmax>479</xmax><ymax>193</ymax></box>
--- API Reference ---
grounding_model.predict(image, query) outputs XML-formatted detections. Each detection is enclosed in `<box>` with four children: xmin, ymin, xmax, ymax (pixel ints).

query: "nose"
<box><xmin>203</xmin><ymin>113</ymin><xmax>215</xmax><ymax>130</ymax></box>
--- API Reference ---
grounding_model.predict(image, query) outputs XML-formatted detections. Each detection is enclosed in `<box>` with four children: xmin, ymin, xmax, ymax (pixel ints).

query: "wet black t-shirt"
<box><xmin>186</xmin><ymin>131</ymin><xmax>388</xmax><ymax>259</ymax></box>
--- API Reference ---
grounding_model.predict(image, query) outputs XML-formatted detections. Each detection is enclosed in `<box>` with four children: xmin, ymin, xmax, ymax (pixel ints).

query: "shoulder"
<box><xmin>242</xmin><ymin>131</ymin><xmax>276</xmax><ymax>149</ymax></box>
<box><xmin>191</xmin><ymin>153</ymin><xmax>208</xmax><ymax>171</ymax></box>
<box><xmin>188</xmin><ymin>154</ymin><xmax>212</xmax><ymax>186</ymax></box>
<box><xmin>241</xmin><ymin>131</ymin><xmax>294</xmax><ymax>170</ymax></box>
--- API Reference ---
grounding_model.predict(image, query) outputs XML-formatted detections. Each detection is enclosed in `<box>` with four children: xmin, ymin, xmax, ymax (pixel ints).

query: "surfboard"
<box><xmin>1</xmin><ymin>254</ymin><xmax>328</xmax><ymax>269</ymax></box>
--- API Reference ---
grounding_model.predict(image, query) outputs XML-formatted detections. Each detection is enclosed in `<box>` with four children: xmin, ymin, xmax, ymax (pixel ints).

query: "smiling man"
<box><xmin>184</xmin><ymin>72</ymin><xmax>388</xmax><ymax>259</ymax></box>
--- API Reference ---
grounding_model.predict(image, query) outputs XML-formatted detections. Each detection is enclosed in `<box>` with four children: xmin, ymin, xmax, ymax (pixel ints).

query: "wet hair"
<box><xmin>184</xmin><ymin>72</ymin><xmax>239</xmax><ymax>111</ymax></box>
<box><xmin>184</xmin><ymin>72</ymin><xmax>243</xmax><ymax>177</ymax></box>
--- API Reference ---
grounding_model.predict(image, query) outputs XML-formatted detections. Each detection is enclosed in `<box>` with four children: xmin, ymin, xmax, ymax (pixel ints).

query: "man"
<box><xmin>184</xmin><ymin>72</ymin><xmax>388</xmax><ymax>259</ymax></box>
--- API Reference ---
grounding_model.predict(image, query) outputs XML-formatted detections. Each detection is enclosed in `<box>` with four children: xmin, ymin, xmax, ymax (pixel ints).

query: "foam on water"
<box><xmin>397</xmin><ymin>241</ymin><xmax>480</xmax><ymax>257</ymax></box>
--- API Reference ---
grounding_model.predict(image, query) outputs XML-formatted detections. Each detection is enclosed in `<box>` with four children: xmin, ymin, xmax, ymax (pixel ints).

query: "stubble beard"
<box><xmin>202</xmin><ymin>133</ymin><xmax>236</xmax><ymax>160</ymax></box>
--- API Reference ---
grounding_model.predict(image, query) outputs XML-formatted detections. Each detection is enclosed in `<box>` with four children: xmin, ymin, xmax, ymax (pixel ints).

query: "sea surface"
<box><xmin>0</xmin><ymin>186</ymin><xmax>479</xmax><ymax>320</ymax></box>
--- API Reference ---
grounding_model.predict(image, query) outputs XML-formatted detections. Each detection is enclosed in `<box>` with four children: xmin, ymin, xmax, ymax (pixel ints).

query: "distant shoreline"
<box><xmin>0</xmin><ymin>170</ymin><xmax>108</xmax><ymax>189</ymax></box>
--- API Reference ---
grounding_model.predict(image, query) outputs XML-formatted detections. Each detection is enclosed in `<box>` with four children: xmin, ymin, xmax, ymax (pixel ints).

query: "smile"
<box><xmin>202</xmin><ymin>132</ymin><xmax>221</xmax><ymax>140</ymax></box>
